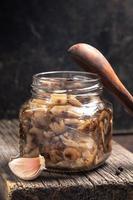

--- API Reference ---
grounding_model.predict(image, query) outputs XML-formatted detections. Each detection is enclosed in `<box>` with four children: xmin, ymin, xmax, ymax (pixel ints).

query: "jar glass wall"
<box><xmin>19</xmin><ymin>71</ymin><xmax>113</xmax><ymax>171</ymax></box>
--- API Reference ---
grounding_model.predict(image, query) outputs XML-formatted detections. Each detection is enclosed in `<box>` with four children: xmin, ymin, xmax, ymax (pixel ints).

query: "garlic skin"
<box><xmin>8</xmin><ymin>155</ymin><xmax>46</xmax><ymax>181</ymax></box>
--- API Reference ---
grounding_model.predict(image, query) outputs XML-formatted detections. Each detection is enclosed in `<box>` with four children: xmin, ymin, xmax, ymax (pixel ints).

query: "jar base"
<box><xmin>44</xmin><ymin>152</ymin><xmax>111</xmax><ymax>173</ymax></box>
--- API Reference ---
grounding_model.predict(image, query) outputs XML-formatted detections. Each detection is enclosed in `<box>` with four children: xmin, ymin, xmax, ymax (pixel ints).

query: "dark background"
<box><xmin>0</xmin><ymin>0</ymin><xmax>133</xmax><ymax>131</ymax></box>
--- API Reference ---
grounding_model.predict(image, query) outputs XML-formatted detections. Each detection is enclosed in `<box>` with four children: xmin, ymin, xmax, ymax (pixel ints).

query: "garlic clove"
<box><xmin>50</xmin><ymin>94</ymin><xmax>67</xmax><ymax>105</ymax></box>
<box><xmin>8</xmin><ymin>155</ymin><xmax>46</xmax><ymax>181</ymax></box>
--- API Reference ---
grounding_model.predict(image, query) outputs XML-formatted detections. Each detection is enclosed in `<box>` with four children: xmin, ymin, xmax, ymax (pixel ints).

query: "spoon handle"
<box><xmin>68</xmin><ymin>43</ymin><xmax>133</xmax><ymax>114</ymax></box>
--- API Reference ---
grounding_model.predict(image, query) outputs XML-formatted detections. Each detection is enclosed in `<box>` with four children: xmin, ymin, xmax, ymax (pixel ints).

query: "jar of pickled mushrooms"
<box><xmin>19</xmin><ymin>71</ymin><xmax>113</xmax><ymax>172</ymax></box>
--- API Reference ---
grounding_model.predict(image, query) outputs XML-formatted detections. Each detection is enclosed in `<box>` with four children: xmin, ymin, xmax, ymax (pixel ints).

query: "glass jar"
<box><xmin>19</xmin><ymin>71</ymin><xmax>113</xmax><ymax>172</ymax></box>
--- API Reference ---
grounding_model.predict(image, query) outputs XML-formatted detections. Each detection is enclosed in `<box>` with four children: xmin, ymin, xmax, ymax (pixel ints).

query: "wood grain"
<box><xmin>0</xmin><ymin>120</ymin><xmax>133</xmax><ymax>200</ymax></box>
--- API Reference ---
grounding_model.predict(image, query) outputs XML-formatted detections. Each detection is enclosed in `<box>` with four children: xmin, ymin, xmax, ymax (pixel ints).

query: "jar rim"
<box><xmin>33</xmin><ymin>71</ymin><xmax>100</xmax><ymax>82</ymax></box>
<box><xmin>32</xmin><ymin>71</ymin><xmax>102</xmax><ymax>97</ymax></box>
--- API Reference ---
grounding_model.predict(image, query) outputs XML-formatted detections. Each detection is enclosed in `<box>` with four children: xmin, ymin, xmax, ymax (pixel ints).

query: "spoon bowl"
<box><xmin>68</xmin><ymin>43</ymin><xmax>133</xmax><ymax>115</ymax></box>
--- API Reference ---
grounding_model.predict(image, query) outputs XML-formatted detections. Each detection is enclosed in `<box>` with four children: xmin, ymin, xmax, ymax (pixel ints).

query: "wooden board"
<box><xmin>113</xmin><ymin>134</ymin><xmax>133</xmax><ymax>152</ymax></box>
<box><xmin>0</xmin><ymin>120</ymin><xmax>133</xmax><ymax>200</ymax></box>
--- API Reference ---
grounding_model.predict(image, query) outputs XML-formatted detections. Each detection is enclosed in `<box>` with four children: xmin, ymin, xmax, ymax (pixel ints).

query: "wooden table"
<box><xmin>0</xmin><ymin>120</ymin><xmax>133</xmax><ymax>200</ymax></box>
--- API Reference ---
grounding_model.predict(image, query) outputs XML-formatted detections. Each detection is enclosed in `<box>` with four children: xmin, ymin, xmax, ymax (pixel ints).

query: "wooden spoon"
<box><xmin>68</xmin><ymin>43</ymin><xmax>133</xmax><ymax>114</ymax></box>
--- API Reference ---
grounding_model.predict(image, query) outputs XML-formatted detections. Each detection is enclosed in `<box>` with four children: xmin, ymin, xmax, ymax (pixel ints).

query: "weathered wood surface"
<box><xmin>113</xmin><ymin>134</ymin><xmax>133</xmax><ymax>152</ymax></box>
<box><xmin>0</xmin><ymin>120</ymin><xmax>133</xmax><ymax>200</ymax></box>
